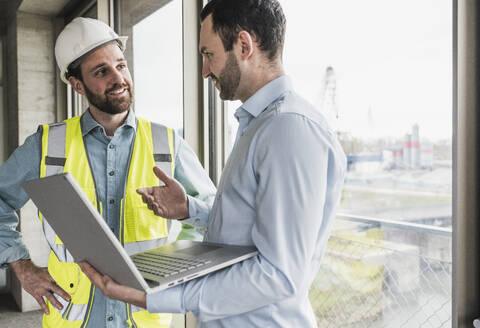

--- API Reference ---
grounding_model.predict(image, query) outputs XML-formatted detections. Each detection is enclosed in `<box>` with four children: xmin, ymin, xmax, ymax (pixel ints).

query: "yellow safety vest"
<box><xmin>38</xmin><ymin>115</ymin><xmax>175</xmax><ymax>328</ymax></box>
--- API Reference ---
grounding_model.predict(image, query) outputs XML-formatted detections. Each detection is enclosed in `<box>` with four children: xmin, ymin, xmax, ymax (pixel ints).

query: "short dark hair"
<box><xmin>66</xmin><ymin>62</ymin><xmax>83</xmax><ymax>81</ymax></box>
<box><xmin>200</xmin><ymin>0</ymin><xmax>286</xmax><ymax>61</ymax></box>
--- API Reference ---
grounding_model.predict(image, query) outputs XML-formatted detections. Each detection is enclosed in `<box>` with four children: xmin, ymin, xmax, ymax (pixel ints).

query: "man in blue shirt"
<box><xmin>81</xmin><ymin>0</ymin><xmax>347</xmax><ymax>327</ymax></box>
<box><xmin>0</xmin><ymin>18</ymin><xmax>215</xmax><ymax>328</ymax></box>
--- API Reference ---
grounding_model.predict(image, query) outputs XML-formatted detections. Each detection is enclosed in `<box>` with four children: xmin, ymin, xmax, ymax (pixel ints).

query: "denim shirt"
<box><xmin>147</xmin><ymin>76</ymin><xmax>347</xmax><ymax>327</ymax></box>
<box><xmin>0</xmin><ymin>109</ymin><xmax>216</xmax><ymax>328</ymax></box>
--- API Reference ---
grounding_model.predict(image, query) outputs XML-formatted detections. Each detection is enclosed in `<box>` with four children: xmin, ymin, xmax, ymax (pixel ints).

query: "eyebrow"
<box><xmin>90</xmin><ymin>58</ymin><xmax>126</xmax><ymax>73</ymax></box>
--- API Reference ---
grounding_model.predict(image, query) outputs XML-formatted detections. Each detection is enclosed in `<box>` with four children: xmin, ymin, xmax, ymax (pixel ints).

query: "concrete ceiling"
<box><xmin>19</xmin><ymin>0</ymin><xmax>71</xmax><ymax>16</ymax></box>
<box><xmin>0</xmin><ymin>0</ymin><xmax>79</xmax><ymax>35</ymax></box>
<box><xmin>0</xmin><ymin>0</ymin><xmax>22</xmax><ymax>34</ymax></box>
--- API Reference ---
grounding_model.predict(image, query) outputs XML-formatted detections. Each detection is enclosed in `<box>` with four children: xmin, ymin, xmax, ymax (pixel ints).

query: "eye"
<box><xmin>95</xmin><ymin>68</ymin><xmax>107</xmax><ymax>77</ymax></box>
<box><xmin>118</xmin><ymin>63</ymin><xmax>127</xmax><ymax>70</ymax></box>
<box><xmin>202</xmin><ymin>52</ymin><xmax>213</xmax><ymax>60</ymax></box>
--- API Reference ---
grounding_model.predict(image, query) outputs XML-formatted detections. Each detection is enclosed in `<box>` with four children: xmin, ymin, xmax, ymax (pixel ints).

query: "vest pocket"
<box><xmin>48</xmin><ymin>252</ymin><xmax>80</xmax><ymax>296</ymax></box>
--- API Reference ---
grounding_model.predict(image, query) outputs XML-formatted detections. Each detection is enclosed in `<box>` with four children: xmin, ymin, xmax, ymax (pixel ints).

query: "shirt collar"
<box><xmin>80</xmin><ymin>109</ymin><xmax>137</xmax><ymax>136</ymax></box>
<box><xmin>235</xmin><ymin>75</ymin><xmax>293</xmax><ymax>121</ymax></box>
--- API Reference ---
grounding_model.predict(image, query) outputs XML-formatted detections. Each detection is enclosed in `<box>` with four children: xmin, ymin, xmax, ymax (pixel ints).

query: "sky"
<box><xmin>133</xmin><ymin>0</ymin><xmax>184</xmax><ymax>131</ymax></box>
<box><xmin>132</xmin><ymin>0</ymin><xmax>452</xmax><ymax>141</ymax></box>
<box><xmin>280</xmin><ymin>0</ymin><xmax>452</xmax><ymax>141</ymax></box>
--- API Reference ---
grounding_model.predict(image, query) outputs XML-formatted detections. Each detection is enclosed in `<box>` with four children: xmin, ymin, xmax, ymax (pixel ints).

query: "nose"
<box><xmin>110</xmin><ymin>67</ymin><xmax>125</xmax><ymax>85</ymax></box>
<box><xmin>202</xmin><ymin>58</ymin><xmax>211</xmax><ymax>79</ymax></box>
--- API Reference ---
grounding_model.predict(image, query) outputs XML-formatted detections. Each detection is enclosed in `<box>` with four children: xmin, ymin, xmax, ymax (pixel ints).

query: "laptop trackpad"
<box><xmin>177</xmin><ymin>245</ymin><xmax>220</xmax><ymax>256</ymax></box>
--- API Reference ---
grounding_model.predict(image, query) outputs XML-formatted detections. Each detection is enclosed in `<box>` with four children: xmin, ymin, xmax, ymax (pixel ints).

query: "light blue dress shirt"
<box><xmin>0</xmin><ymin>109</ymin><xmax>216</xmax><ymax>328</ymax></box>
<box><xmin>147</xmin><ymin>76</ymin><xmax>347</xmax><ymax>327</ymax></box>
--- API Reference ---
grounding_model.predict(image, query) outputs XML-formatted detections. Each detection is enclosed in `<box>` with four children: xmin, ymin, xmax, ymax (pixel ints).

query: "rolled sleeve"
<box><xmin>0</xmin><ymin>132</ymin><xmax>41</xmax><ymax>266</ymax></box>
<box><xmin>0</xmin><ymin>238</ymin><xmax>30</xmax><ymax>268</ymax></box>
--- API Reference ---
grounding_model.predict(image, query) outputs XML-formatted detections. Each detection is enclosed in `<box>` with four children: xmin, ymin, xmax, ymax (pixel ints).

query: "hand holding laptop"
<box><xmin>23</xmin><ymin>173</ymin><xmax>258</xmax><ymax>294</ymax></box>
<box><xmin>79</xmin><ymin>261</ymin><xmax>147</xmax><ymax>308</ymax></box>
<box><xmin>136</xmin><ymin>166</ymin><xmax>189</xmax><ymax>219</ymax></box>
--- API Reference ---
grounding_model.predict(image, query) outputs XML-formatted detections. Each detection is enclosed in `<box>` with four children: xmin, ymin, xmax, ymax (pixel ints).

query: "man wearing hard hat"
<box><xmin>0</xmin><ymin>17</ymin><xmax>215</xmax><ymax>328</ymax></box>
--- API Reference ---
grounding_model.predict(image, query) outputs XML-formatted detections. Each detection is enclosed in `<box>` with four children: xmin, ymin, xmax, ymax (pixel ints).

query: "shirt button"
<box><xmin>109</xmin><ymin>144</ymin><xmax>115</xmax><ymax>149</ymax></box>
<box><xmin>109</xmin><ymin>199</ymin><xmax>115</xmax><ymax>204</ymax></box>
<box><xmin>109</xmin><ymin>171</ymin><xmax>115</xmax><ymax>176</ymax></box>
<box><xmin>107</xmin><ymin>316</ymin><xmax>113</xmax><ymax>321</ymax></box>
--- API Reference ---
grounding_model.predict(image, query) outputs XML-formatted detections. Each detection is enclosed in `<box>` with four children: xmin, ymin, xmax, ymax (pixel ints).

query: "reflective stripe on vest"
<box><xmin>39</xmin><ymin>115</ymin><xmax>175</xmax><ymax>328</ymax></box>
<box><xmin>39</xmin><ymin>123</ymin><xmax>74</xmax><ymax>263</ymax></box>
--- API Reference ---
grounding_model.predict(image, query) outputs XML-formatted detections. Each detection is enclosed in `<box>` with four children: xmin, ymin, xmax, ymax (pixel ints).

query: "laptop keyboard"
<box><xmin>132</xmin><ymin>252</ymin><xmax>211</xmax><ymax>278</ymax></box>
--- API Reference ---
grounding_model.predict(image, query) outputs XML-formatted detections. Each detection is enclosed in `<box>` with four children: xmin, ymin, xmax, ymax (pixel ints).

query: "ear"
<box><xmin>237</xmin><ymin>31</ymin><xmax>254</xmax><ymax>60</ymax></box>
<box><xmin>69</xmin><ymin>76</ymin><xmax>86</xmax><ymax>96</ymax></box>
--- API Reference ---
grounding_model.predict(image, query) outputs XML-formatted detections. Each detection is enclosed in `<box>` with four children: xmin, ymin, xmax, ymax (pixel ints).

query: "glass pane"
<box><xmin>222</xmin><ymin>1</ymin><xmax>452</xmax><ymax>326</ymax></box>
<box><xmin>119</xmin><ymin>0</ymin><xmax>185</xmax><ymax>242</ymax></box>
<box><xmin>131</xmin><ymin>0</ymin><xmax>184</xmax><ymax>135</ymax></box>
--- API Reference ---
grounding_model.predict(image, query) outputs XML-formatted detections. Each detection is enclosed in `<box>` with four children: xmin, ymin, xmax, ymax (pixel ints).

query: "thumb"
<box><xmin>153</xmin><ymin>166</ymin><xmax>171</xmax><ymax>186</ymax></box>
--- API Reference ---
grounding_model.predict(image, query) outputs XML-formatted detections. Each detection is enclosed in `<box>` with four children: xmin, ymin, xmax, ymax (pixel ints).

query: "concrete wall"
<box><xmin>6</xmin><ymin>11</ymin><xmax>56</xmax><ymax>312</ymax></box>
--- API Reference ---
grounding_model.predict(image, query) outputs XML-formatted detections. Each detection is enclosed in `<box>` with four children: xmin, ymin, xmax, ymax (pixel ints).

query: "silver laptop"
<box><xmin>22</xmin><ymin>173</ymin><xmax>258</xmax><ymax>293</ymax></box>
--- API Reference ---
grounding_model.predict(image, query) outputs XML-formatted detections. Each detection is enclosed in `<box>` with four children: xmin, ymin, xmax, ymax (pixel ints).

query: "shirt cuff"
<box><xmin>0</xmin><ymin>244</ymin><xmax>31</xmax><ymax>269</ymax></box>
<box><xmin>146</xmin><ymin>284</ymin><xmax>185</xmax><ymax>314</ymax></box>
<box><xmin>180</xmin><ymin>195</ymin><xmax>209</xmax><ymax>228</ymax></box>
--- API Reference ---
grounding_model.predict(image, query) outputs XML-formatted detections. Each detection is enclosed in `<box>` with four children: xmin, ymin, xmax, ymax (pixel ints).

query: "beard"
<box><xmin>212</xmin><ymin>52</ymin><xmax>241</xmax><ymax>101</ymax></box>
<box><xmin>84</xmin><ymin>82</ymin><xmax>133</xmax><ymax>115</ymax></box>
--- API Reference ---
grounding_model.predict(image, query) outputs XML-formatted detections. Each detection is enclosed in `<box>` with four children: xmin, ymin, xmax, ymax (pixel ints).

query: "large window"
<box><xmin>131</xmin><ymin>0</ymin><xmax>183</xmax><ymax>134</ymax></box>
<box><xmin>118</xmin><ymin>0</ymin><xmax>183</xmax><ymax>135</ymax></box>
<box><xmin>118</xmin><ymin>0</ymin><xmax>185</xmax><ymax>242</ymax></box>
<box><xmin>223</xmin><ymin>1</ymin><xmax>452</xmax><ymax>326</ymax></box>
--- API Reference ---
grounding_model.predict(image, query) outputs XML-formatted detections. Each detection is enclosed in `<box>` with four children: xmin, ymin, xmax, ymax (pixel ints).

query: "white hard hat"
<box><xmin>55</xmin><ymin>17</ymin><xmax>128</xmax><ymax>84</ymax></box>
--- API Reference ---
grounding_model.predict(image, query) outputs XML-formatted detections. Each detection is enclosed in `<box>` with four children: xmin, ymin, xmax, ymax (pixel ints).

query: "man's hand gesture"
<box><xmin>136</xmin><ymin>166</ymin><xmax>189</xmax><ymax>219</ymax></box>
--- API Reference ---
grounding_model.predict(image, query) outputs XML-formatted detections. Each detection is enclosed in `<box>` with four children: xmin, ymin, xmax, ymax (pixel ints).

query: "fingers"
<box><xmin>49</xmin><ymin>282</ymin><xmax>71</xmax><ymax>303</ymax></box>
<box><xmin>33</xmin><ymin>294</ymin><xmax>50</xmax><ymax>314</ymax></box>
<box><xmin>45</xmin><ymin>291</ymin><xmax>64</xmax><ymax>312</ymax></box>
<box><xmin>136</xmin><ymin>187</ymin><xmax>153</xmax><ymax>197</ymax></box>
<box><xmin>153</xmin><ymin>166</ymin><xmax>171</xmax><ymax>185</ymax></box>
<box><xmin>32</xmin><ymin>282</ymin><xmax>68</xmax><ymax>314</ymax></box>
<box><xmin>139</xmin><ymin>191</ymin><xmax>163</xmax><ymax>216</ymax></box>
<box><xmin>79</xmin><ymin>261</ymin><xmax>104</xmax><ymax>290</ymax></box>
<box><xmin>137</xmin><ymin>189</ymin><xmax>156</xmax><ymax>207</ymax></box>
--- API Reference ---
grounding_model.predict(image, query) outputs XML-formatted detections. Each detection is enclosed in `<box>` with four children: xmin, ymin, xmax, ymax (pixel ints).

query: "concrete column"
<box><xmin>8</xmin><ymin>11</ymin><xmax>56</xmax><ymax>312</ymax></box>
<box><xmin>455</xmin><ymin>0</ymin><xmax>480</xmax><ymax>326</ymax></box>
